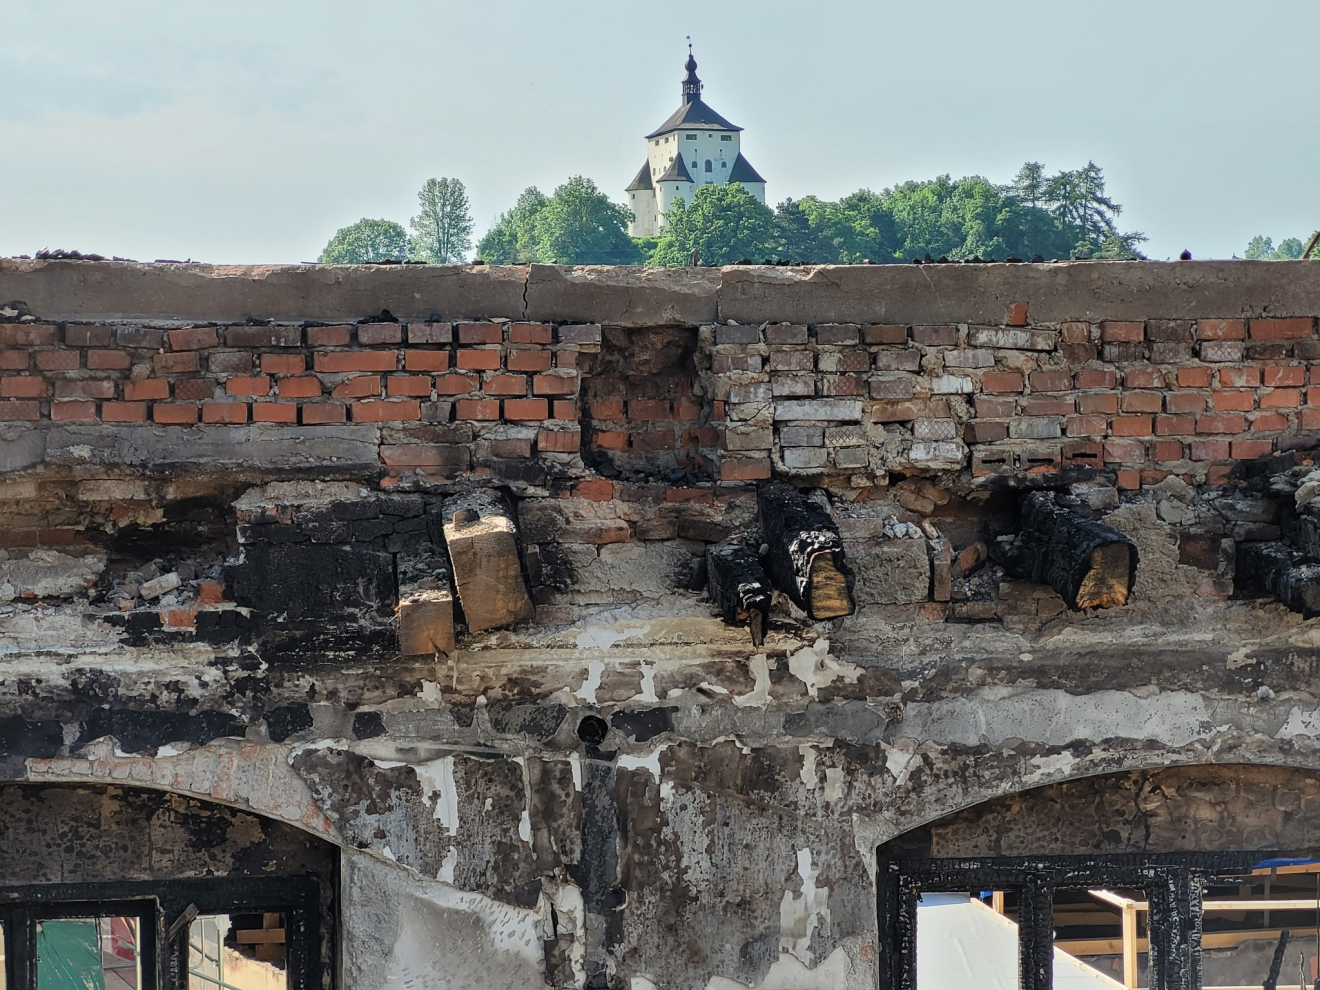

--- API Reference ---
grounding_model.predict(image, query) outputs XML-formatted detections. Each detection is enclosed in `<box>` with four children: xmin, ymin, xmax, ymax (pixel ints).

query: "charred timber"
<box><xmin>1236</xmin><ymin>541</ymin><xmax>1320</xmax><ymax>616</ymax></box>
<box><xmin>706</xmin><ymin>538</ymin><xmax>772</xmax><ymax>647</ymax></box>
<box><xmin>998</xmin><ymin>491</ymin><xmax>1137</xmax><ymax>609</ymax></box>
<box><xmin>756</xmin><ymin>484</ymin><xmax>855</xmax><ymax>620</ymax></box>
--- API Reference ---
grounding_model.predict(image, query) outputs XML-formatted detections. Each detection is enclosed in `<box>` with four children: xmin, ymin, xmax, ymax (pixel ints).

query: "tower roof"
<box><xmin>646</xmin><ymin>48</ymin><xmax>742</xmax><ymax>138</ymax></box>
<box><xmin>625</xmin><ymin>161</ymin><xmax>654</xmax><ymax>192</ymax></box>
<box><xmin>656</xmin><ymin>154</ymin><xmax>694</xmax><ymax>183</ymax></box>
<box><xmin>727</xmin><ymin>152</ymin><xmax>765</xmax><ymax>184</ymax></box>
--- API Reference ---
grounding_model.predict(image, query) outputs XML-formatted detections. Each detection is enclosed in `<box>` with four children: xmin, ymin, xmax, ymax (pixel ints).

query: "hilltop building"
<box><xmin>625</xmin><ymin>49</ymin><xmax>766</xmax><ymax>237</ymax></box>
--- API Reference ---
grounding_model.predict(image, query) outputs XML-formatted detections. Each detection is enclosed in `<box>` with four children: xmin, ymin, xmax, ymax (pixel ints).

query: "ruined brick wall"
<box><xmin>4</xmin><ymin>259</ymin><xmax>1320</xmax><ymax>990</ymax></box>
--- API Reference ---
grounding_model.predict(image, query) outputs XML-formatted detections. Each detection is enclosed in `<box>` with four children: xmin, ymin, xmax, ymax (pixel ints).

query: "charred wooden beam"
<box><xmin>1236</xmin><ymin>541</ymin><xmax>1320</xmax><ymax>616</ymax></box>
<box><xmin>706</xmin><ymin>538</ymin><xmax>771</xmax><ymax>647</ymax></box>
<box><xmin>757</xmin><ymin>483</ymin><xmax>855</xmax><ymax>620</ymax></box>
<box><xmin>998</xmin><ymin>491</ymin><xmax>1137</xmax><ymax>609</ymax></box>
<box><xmin>441</xmin><ymin>490</ymin><xmax>535</xmax><ymax>633</ymax></box>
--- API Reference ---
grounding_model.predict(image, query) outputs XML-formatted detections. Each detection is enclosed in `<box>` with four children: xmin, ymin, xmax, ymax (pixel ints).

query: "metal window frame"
<box><xmin>876</xmin><ymin>850</ymin><xmax>1259</xmax><ymax>990</ymax></box>
<box><xmin>0</xmin><ymin>875</ymin><xmax>324</xmax><ymax>990</ymax></box>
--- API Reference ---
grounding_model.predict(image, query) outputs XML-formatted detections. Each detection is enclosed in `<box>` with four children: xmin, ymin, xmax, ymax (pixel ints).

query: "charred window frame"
<box><xmin>0</xmin><ymin>875</ymin><xmax>324</xmax><ymax>990</ymax></box>
<box><xmin>877</xmin><ymin>851</ymin><xmax>1264</xmax><ymax>990</ymax></box>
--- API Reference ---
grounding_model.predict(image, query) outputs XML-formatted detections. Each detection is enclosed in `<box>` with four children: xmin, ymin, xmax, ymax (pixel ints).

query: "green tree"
<box><xmin>317</xmin><ymin>218</ymin><xmax>411</xmax><ymax>264</ymax></box>
<box><xmin>477</xmin><ymin>187</ymin><xmax>548</xmax><ymax>263</ymax></box>
<box><xmin>1246</xmin><ymin>235</ymin><xmax>1309</xmax><ymax>260</ymax></box>
<box><xmin>652</xmin><ymin>183</ymin><xmax>778</xmax><ymax>266</ymax></box>
<box><xmin>410</xmin><ymin>177</ymin><xmax>474</xmax><ymax>263</ymax></box>
<box><xmin>1244</xmin><ymin>235</ymin><xmax>1275</xmax><ymax>260</ymax></box>
<box><xmin>532</xmin><ymin>176</ymin><xmax>640</xmax><ymax>265</ymax></box>
<box><xmin>1013</xmin><ymin>162</ymin><xmax>1047</xmax><ymax>208</ymax></box>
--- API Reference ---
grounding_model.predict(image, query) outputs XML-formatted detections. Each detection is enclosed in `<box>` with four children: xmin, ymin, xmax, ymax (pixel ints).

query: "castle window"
<box><xmin>721</xmin><ymin>161</ymin><xmax>727</xmax><ymax>169</ymax></box>
<box><xmin>721</xmin><ymin>134</ymin><xmax>732</xmax><ymax>141</ymax></box>
<box><xmin>685</xmin><ymin>134</ymin><xmax>697</xmax><ymax>141</ymax></box>
<box><xmin>704</xmin><ymin>160</ymin><xmax>712</xmax><ymax>172</ymax></box>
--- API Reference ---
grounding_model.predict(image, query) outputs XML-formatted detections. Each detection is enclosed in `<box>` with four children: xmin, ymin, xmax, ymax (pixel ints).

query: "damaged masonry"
<box><xmin>7</xmin><ymin>259</ymin><xmax>1320</xmax><ymax>989</ymax></box>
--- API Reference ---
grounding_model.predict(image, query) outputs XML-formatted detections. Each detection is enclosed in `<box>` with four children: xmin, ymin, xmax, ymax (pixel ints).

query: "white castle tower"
<box><xmin>626</xmin><ymin>47</ymin><xmax>766</xmax><ymax>237</ymax></box>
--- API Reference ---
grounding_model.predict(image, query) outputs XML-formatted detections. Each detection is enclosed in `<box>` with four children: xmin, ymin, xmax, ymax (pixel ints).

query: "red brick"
<box><xmin>455</xmin><ymin>398</ymin><xmax>501</xmax><ymax>421</ymax></box>
<box><xmin>1310</xmin><ymin>387</ymin><xmax>1320</xmax><ymax>406</ymax></box>
<box><xmin>594</xmin><ymin>430</ymin><xmax>629</xmax><ymax>451</ymax></box>
<box><xmin>1116</xmin><ymin>470</ymin><xmax>1141</xmax><ymax>490</ymax></box>
<box><xmin>331</xmin><ymin>375</ymin><xmax>381</xmax><ymax>399</ymax></box>
<box><xmin>1219</xmin><ymin>366</ymin><xmax>1260</xmax><ymax>387</ymax></box>
<box><xmin>1028</xmin><ymin>370</ymin><xmax>1071</xmax><ymax>392</ymax></box>
<box><xmin>1212</xmin><ymin>390</ymin><xmax>1254</xmax><ymax>411</ymax></box>
<box><xmin>307</xmin><ymin>325</ymin><xmax>352</xmax><ymax>347</ymax></box>
<box><xmin>1197</xmin><ymin>413</ymin><xmax>1245</xmax><ymax>434</ymax></box>
<box><xmin>1146</xmin><ymin>320</ymin><xmax>1194</xmax><ymax>342</ymax></box>
<box><xmin>261</xmin><ymin>353</ymin><xmax>305</xmax><ymax>375</ymax></box>
<box><xmin>434</xmin><ymin>373</ymin><xmax>479</xmax><ymax>395</ymax></box>
<box><xmin>972</xmin><ymin>422</ymin><xmax>1008</xmax><ymax>442</ymax></box>
<box><xmin>674</xmin><ymin>400</ymin><xmax>701</xmax><ymax>421</ymax></box>
<box><xmin>225</xmin><ymin>375</ymin><xmax>270</xmax><ymax>397</ymax></box>
<box><xmin>538</xmin><ymin>430</ymin><xmax>580</xmax><ymax>453</ymax></box>
<box><xmin>533</xmin><ymin>374</ymin><xmax>578</xmax><ymax>396</ymax></box>
<box><xmin>154</xmin><ymin>352</ymin><xmax>199</xmax><ymax>374</ymax></box>
<box><xmin>1190</xmin><ymin>439</ymin><xmax>1231</xmax><ymax>460</ymax></box>
<box><xmin>1264</xmin><ymin>366</ymin><xmax>1305</xmax><ymax>387</ymax></box>
<box><xmin>168</xmin><ymin>327</ymin><xmax>219</xmax><ymax>351</ymax></box>
<box><xmin>504</xmin><ymin>398</ymin><xmax>549</xmax><ymax>420</ymax></box>
<box><xmin>711</xmin><ymin>401</ymin><xmax>725</xmax><ymax>420</ymax></box>
<box><xmin>1303</xmin><ymin>408</ymin><xmax>1320</xmax><ymax>430</ymax></box>
<box><xmin>1250</xmin><ymin>318</ymin><xmax>1312</xmax><ymax>340</ymax></box>
<box><xmin>64</xmin><ymin>325</ymin><xmax>113</xmax><ymax>347</ymax></box>
<box><xmin>1197</xmin><ymin>319</ymin><xmax>1245</xmax><ymax>341</ymax></box>
<box><xmin>553</xmin><ymin>400</ymin><xmax>578</xmax><ymax>419</ymax></box>
<box><xmin>35</xmin><ymin>350</ymin><xmax>79</xmax><ymax>371</ymax></box>
<box><xmin>455</xmin><ymin>349</ymin><xmax>502</xmax><ymax>371</ymax></box>
<box><xmin>1165</xmin><ymin>392</ymin><xmax>1205</xmax><ymax>414</ymax></box>
<box><xmin>484</xmin><ymin>374</ymin><xmax>528</xmax><ymax>396</ymax></box>
<box><xmin>509</xmin><ymin>322</ymin><xmax>552</xmax><ymax>344</ymax></box>
<box><xmin>51</xmin><ymin>399</ymin><xmax>96</xmax><ymax>421</ymax></box>
<box><xmin>981</xmin><ymin>372</ymin><xmax>1024</xmax><ymax>394</ymax></box>
<box><xmin>1110</xmin><ymin>416</ymin><xmax>1152</xmax><ymax>437</ymax></box>
<box><xmin>198</xmin><ymin>581</ymin><xmax>226</xmax><ymax>604</ymax></box>
<box><xmin>252</xmin><ymin>402</ymin><xmax>297</xmax><ymax>423</ymax></box>
<box><xmin>0</xmin><ymin>351</ymin><xmax>28</xmax><ymax>371</ymax></box>
<box><xmin>404</xmin><ymin>350</ymin><xmax>449</xmax><ymax>372</ymax></box>
<box><xmin>301</xmin><ymin>402</ymin><xmax>346</xmax><ymax>424</ymax></box>
<box><xmin>173</xmin><ymin>378</ymin><xmax>218</xmax><ymax>401</ymax></box>
<box><xmin>54</xmin><ymin>379</ymin><xmax>115</xmax><ymax>399</ymax></box>
<box><xmin>506</xmin><ymin>348</ymin><xmax>552</xmax><ymax>372</ymax></box>
<box><xmin>102</xmin><ymin>401</ymin><xmax>148</xmax><ymax>422</ymax></box>
<box><xmin>201</xmin><ymin>402</ymin><xmax>247</xmax><ymax>424</ymax></box>
<box><xmin>277</xmin><ymin>375</ymin><xmax>322</xmax><ymax>398</ymax></box>
<box><xmin>912</xmin><ymin>325</ymin><xmax>957</xmax><ymax>346</ymax></box>
<box><xmin>352</xmin><ymin>399</ymin><xmax>420</xmax><ymax>422</ymax></box>
<box><xmin>224</xmin><ymin>325</ymin><xmax>302</xmax><ymax>348</ymax></box>
<box><xmin>1066</xmin><ymin>415</ymin><xmax>1107</xmax><ymax>437</ymax></box>
<box><xmin>458</xmin><ymin>322</ymin><xmax>503</xmax><ymax>344</ymax></box>
<box><xmin>1102</xmin><ymin>441</ymin><xmax>1145</xmax><ymax>464</ymax></box>
<box><xmin>1260</xmin><ymin>388</ymin><xmax>1301</xmax><ymax>408</ymax></box>
<box><xmin>1005</xmin><ymin>301</ymin><xmax>1029</xmax><ymax>326</ymax></box>
<box><xmin>1125</xmin><ymin>369</ymin><xmax>1164</xmax><ymax>389</ymax></box>
<box><xmin>591</xmin><ymin>399</ymin><xmax>626</xmax><ymax>421</ymax></box>
<box><xmin>720</xmin><ymin>457</ymin><xmax>772</xmax><ymax>480</ymax></box>
<box><xmin>577</xmin><ymin>479</ymin><xmax>614</xmax><ymax>501</ymax></box>
<box><xmin>1175</xmin><ymin>368</ymin><xmax>1211</xmax><ymax>388</ymax></box>
<box><xmin>863</xmin><ymin>325</ymin><xmax>907</xmax><ymax>344</ymax></box>
<box><xmin>1059</xmin><ymin>322</ymin><xmax>1092</xmax><ymax>343</ymax></box>
<box><xmin>1251</xmin><ymin>411</ymin><xmax>1289</xmax><ymax>432</ymax></box>
<box><xmin>1231</xmin><ymin>439</ymin><xmax>1274</xmax><ymax>459</ymax></box>
<box><xmin>357</xmin><ymin>323</ymin><xmax>402</xmax><ymax>346</ymax></box>
<box><xmin>1153</xmin><ymin>440</ymin><xmax>1184</xmax><ymax>461</ymax></box>
<box><xmin>1077</xmin><ymin>393</ymin><xmax>1118</xmax><ymax>415</ymax></box>
<box><xmin>153</xmin><ymin>403</ymin><xmax>198</xmax><ymax>424</ymax></box>
<box><xmin>0</xmin><ymin>376</ymin><xmax>45</xmax><ymax>398</ymax></box>
<box><xmin>1074</xmin><ymin>369</ymin><xmax>1117</xmax><ymax>389</ymax></box>
<box><xmin>0</xmin><ymin>400</ymin><xmax>40</xmax><ymax>421</ymax></box>
<box><xmin>124</xmin><ymin>379</ymin><xmax>169</xmax><ymax>401</ymax></box>
<box><xmin>86</xmin><ymin>349</ymin><xmax>129</xmax><ymax>370</ymax></box>
<box><xmin>1101</xmin><ymin>321</ymin><xmax>1144</xmax><ymax>342</ymax></box>
<box><xmin>1121</xmin><ymin>391</ymin><xmax>1162</xmax><ymax>414</ymax></box>
<box><xmin>315</xmin><ymin>351</ymin><xmax>396</xmax><ymax>373</ymax></box>
<box><xmin>629</xmin><ymin>399</ymin><xmax>671</xmax><ymax>420</ymax></box>
<box><xmin>386</xmin><ymin>375</ymin><xmax>433</xmax><ymax>397</ymax></box>
<box><xmin>1022</xmin><ymin>396</ymin><xmax>1074</xmax><ymax>416</ymax></box>
<box><xmin>0</xmin><ymin>324</ymin><xmax>57</xmax><ymax>346</ymax></box>
<box><xmin>1154</xmin><ymin>415</ymin><xmax>1195</xmax><ymax>436</ymax></box>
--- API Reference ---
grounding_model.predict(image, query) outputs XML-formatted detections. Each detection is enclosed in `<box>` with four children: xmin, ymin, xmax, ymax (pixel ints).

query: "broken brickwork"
<box><xmin>3</xmin><ymin>259</ymin><xmax>1320</xmax><ymax>989</ymax></box>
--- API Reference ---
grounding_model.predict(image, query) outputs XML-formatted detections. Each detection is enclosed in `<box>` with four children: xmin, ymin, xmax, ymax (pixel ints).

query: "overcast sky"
<box><xmin>2</xmin><ymin>1</ymin><xmax>1315</xmax><ymax>264</ymax></box>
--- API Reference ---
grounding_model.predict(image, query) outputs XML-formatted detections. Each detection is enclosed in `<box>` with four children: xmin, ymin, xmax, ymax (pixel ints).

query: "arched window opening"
<box><xmin>704</xmin><ymin>160</ymin><xmax>712</xmax><ymax>172</ymax></box>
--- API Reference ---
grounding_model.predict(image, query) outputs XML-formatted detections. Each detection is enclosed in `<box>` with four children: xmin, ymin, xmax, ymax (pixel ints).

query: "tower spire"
<box><xmin>681</xmin><ymin>39</ymin><xmax>702</xmax><ymax>105</ymax></box>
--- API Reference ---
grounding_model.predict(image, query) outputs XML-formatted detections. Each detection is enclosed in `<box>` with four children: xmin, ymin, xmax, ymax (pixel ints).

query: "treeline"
<box><xmin>319</xmin><ymin>161</ymin><xmax>1149</xmax><ymax>267</ymax></box>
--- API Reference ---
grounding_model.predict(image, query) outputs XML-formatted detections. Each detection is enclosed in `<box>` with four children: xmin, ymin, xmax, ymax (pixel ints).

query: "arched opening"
<box><xmin>704</xmin><ymin>159</ymin><xmax>712</xmax><ymax>172</ymax></box>
<box><xmin>879</xmin><ymin>765</ymin><xmax>1320</xmax><ymax>990</ymax></box>
<box><xmin>0</xmin><ymin>783</ymin><xmax>337</xmax><ymax>990</ymax></box>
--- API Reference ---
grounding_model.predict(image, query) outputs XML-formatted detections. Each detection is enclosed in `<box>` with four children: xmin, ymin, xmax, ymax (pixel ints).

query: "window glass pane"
<box><xmin>1203</xmin><ymin>859</ymin><xmax>1320</xmax><ymax>990</ymax></box>
<box><xmin>915</xmin><ymin>891</ymin><xmax>1019</xmax><ymax>989</ymax></box>
<box><xmin>188</xmin><ymin>913</ymin><xmax>287</xmax><ymax>990</ymax></box>
<box><xmin>1053</xmin><ymin>888</ymin><xmax>1148</xmax><ymax>988</ymax></box>
<box><xmin>37</xmin><ymin>916</ymin><xmax>140</xmax><ymax>989</ymax></box>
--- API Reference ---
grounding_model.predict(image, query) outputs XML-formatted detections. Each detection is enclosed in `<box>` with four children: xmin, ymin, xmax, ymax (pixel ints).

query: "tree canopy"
<box><xmin>651</xmin><ymin>183</ymin><xmax>778</xmax><ymax>266</ymax></box>
<box><xmin>317</xmin><ymin>218</ymin><xmax>411</xmax><ymax>264</ymax></box>
<box><xmin>411</xmin><ymin>177</ymin><xmax>474</xmax><ymax>264</ymax></box>
<box><xmin>1245</xmin><ymin>235</ymin><xmax>1309</xmax><ymax>260</ymax></box>
<box><xmin>477</xmin><ymin>177</ymin><xmax>640</xmax><ymax>265</ymax></box>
